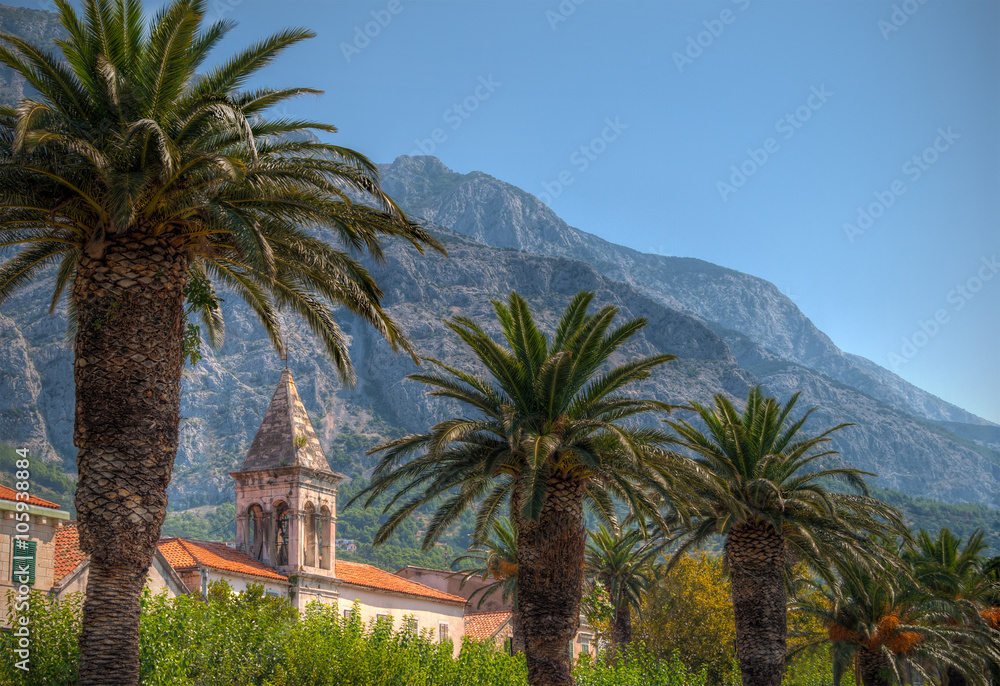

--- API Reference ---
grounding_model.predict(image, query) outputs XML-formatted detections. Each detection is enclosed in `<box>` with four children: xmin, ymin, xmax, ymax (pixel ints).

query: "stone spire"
<box><xmin>238</xmin><ymin>368</ymin><xmax>331</xmax><ymax>472</ymax></box>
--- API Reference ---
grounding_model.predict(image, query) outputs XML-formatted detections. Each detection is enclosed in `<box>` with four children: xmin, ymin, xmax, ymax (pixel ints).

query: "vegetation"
<box><xmin>794</xmin><ymin>556</ymin><xmax>1000</xmax><ymax>686</ymax></box>
<box><xmin>351</xmin><ymin>291</ymin><xmax>683</xmax><ymax>686</ymax></box>
<box><xmin>452</xmin><ymin>516</ymin><xmax>523</xmax><ymax>650</ymax></box>
<box><xmin>1</xmin><ymin>583</ymin><xmax>721</xmax><ymax>686</ymax></box>
<box><xmin>661</xmin><ymin>388</ymin><xmax>906</xmax><ymax>686</ymax></box>
<box><xmin>0</xmin><ymin>0</ymin><xmax>439</xmax><ymax>682</ymax></box>
<box><xmin>584</xmin><ymin>526</ymin><xmax>659</xmax><ymax>656</ymax></box>
<box><xmin>634</xmin><ymin>552</ymin><xmax>737</xmax><ymax>684</ymax></box>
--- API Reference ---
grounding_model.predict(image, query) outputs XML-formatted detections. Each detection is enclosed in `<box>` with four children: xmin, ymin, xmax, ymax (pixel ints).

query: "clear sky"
<box><xmin>13</xmin><ymin>0</ymin><xmax>999</xmax><ymax>422</ymax></box>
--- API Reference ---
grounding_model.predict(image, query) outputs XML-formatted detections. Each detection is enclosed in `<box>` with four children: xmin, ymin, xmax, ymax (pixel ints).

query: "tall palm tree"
<box><xmin>903</xmin><ymin>528</ymin><xmax>1000</xmax><ymax>685</ymax></box>
<box><xmin>0</xmin><ymin>2</ymin><xmax>439</xmax><ymax>683</ymax></box>
<box><xmin>794</xmin><ymin>558</ymin><xmax>1000</xmax><ymax>686</ymax></box>
<box><xmin>451</xmin><ymin>516</ymin><xmax>524</xmax><ymax>651</ymax></box>
<box><xmin>350</xmin><ymin>291</ymin><xmax>683</xmax><ymax>686</ymax></box>
<box><xmin>661</xmin><ymin>388</ymin><xmax>905</xmax><ymax>686</ymax></box>
<box><xmin>584</xmin><ymin>525</ymin><xmax>659</xmax><ymax>655</ymax></box>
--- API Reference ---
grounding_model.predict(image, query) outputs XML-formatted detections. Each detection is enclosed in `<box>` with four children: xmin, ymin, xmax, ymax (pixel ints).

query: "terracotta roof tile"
<box><xmin>54</xmin><ymin>522</ymin><xmax>87</xmax><ymax>584</ymax></box>
<box><xmin>465</xmin><ymin>611</ymin><xmax>512</xmax><ymax>641</ymax></box>
<box><xmin>157</xmin><ymin>538</ymin><xmax>288</xmax><ymax>582</ymax></box>
<box><xmin>336</xmin><ymin>560</ymin><xmax>465</xmax><ymax>604</ymax></box>
<box><xmin>0</xmin><ymin>484</ymin><xmax>61</xmax><ymax>510</ymax></box>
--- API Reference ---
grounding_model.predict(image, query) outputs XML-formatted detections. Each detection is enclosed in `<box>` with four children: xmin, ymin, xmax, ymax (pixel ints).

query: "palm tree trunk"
<box><xmin>856</xmin><ymin>648</ymin><xmax>892</xmax><ymax>686</ymax></box>
<box><xmin>72</xmin><ymin>233</ymin><xmax>188</xmax><ymax>686</ymax></box>
<box><xmin>727</xmin><ymin>520</ymin><xmax>787</xmax><ymax>686</ymax></box>
<box><xmin>516</xmin><ymin>473</ymin><xmax>587</xmax><ymax>686</ymax></box>
<box><xmin>610</xmin><ymin>602</ymin><xmax>631</xmax><ymax>659</ymax></box>
<box><xmin>511</xmin><ymin>607</ymin><xmax>525</xmax><ymax>653</ymax></box>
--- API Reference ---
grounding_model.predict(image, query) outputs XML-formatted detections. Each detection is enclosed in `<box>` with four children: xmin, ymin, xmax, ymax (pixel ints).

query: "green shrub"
<box><xmin>3</xmin><ymin>585</ymin><xmax>751</xmax><ymax>686</ymax></box>
<box><xmin>0</xmin><ymin>590</ymin><xmax>82</xmax><ymax>686</ymax></box>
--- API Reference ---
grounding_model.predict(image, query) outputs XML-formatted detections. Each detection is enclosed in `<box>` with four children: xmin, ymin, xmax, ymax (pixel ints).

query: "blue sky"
<box><xmin>13</xmin><ymin>0</ymin><xmax>999</xmax><ymax>422</ymax></box>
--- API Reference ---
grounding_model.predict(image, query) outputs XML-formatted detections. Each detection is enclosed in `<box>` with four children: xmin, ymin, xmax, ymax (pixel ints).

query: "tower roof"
<box><xmin>238</xmin><ymin>368</ymin><xmax>331</xmax><ymax>472</ymax></box>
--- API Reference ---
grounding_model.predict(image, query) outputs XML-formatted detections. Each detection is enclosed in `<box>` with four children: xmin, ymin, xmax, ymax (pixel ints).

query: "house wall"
<box><xmin>205</xmin><ymin>569</ymin><xmax>287</xmax><ymax>597</ymax></box>
<box><xmin>54</xmin><ymin>555</ymin><xmax>183</xmax><ymax>600</ymax></box>
<box><xmin>396</xmin><ymin>566</ymin><xmax>511</xmax><ymax>613</ymax></box>
<box><xmin>337</xmin><ymin>585</ymin><xmax>466</xmax><ymax>656</ymax></box>
<box><xmin>0</xmin><ymin>506</ymin><xmax>66</xmax><ymax>625</ymax></box>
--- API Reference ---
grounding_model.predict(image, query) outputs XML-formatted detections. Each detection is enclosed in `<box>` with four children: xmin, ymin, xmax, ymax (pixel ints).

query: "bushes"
<box><xmin>3</xmin><ymin>583</ymin><xmax>713</xmax><ymax>686</ymax></box>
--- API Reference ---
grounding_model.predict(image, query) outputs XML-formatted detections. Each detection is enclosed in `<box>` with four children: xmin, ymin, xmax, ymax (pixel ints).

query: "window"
<box><xmin>438</xmin><ymin>623</ymin><xmax>449</xmax><ymax>642</ymax></box>
<box><xmin>403</xmin><ymin>616</ymin><xmax>418</xmax><ymax>633</ymax></box>
<box><xmin>376</xmin><ymin>613</ymin><xmax>392</xmax><ymax>627</ymax></box>
<box><xmin>10</xmin><ymin>539</ymin><xmax>36</xmax><ymax>585</ymax></box>
<box><xmin>343</xmin><ymin>608</ymin><xmax>352</xmax><ymax>619</ymax></box>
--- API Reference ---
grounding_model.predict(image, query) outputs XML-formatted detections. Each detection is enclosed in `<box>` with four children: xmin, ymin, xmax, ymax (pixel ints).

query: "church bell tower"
<box><xmin>230</xmin><ymin>368</ymin><xmax>345</xmax><ymax>576</ymax></box>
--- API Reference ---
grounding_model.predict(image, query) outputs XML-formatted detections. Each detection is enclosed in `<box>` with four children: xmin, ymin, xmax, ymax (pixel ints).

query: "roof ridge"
<box><xmin>336</xmin><ymin>560</ymin><xmax>466</xmax><ymax>603</ymax></box>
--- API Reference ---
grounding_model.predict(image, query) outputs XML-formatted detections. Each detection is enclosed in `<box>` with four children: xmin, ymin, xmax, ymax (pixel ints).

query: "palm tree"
<box><xmin>0</xmin><ymin>2</ymin><xmax>439</xmax><ymax>683</ymax></box>
<box><xmin>903</xmin><ymin>528</ymin><xmax>1000</xmax><ymax>685</ymax></box>
<box><xmin>451</xmin><ymin>516</ymin><xmax>524</xmax><ymax>652</ymax></box>
<box><xmin>584</xmin><ymin>525</ymin><xmax>659</xmax><ymax>655</ymax></box>
<box><xmin>794</xmin><ymin>558</ymin><xmax>1000</xmax><ymax>686</ymax></box>
<box><xmin>661</xmin><ymin>388</ymin><xmax>905</xmax><ymax>686</ymax></box>
<box><xmin>350</xmin><ymin>291</ymin><xmax>682</xmax><ymax>686</ymax></box>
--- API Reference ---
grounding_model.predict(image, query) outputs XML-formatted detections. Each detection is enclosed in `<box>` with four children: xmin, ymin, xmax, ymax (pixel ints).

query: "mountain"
<box><xmin>0</xmin><ymin>4</ymin><xmax>67</xmax><ymax>105</ymax></box>
<box><xmin>378</xmin><ymin>156</ymin><xmax>993</xmax><ymax>429</ymax></box>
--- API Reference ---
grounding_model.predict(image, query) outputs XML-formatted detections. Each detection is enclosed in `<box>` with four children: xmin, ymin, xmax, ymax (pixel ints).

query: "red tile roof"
<box><xmin>53</xmin><ymin>522</ymin><xmax>87</xmax><ymax>584</ymax></box>
<box><xmin>336</xmin><ymin>560</ymin><xmax>465</xmax><ymax>604</ymax></box>
<box><xmin>157</xmin><ymin>538</ymin><xmax>288</xmax><ymax>582</ymax></box>
<box><xmin>0</xmin><ymin>484</ymin><xmax>61</xmax><ymax>510</ymax></box>
<box><xmin>465</xmin><ymin>611</ymin><xmax>512</xmax><ymax>641</ymax></box>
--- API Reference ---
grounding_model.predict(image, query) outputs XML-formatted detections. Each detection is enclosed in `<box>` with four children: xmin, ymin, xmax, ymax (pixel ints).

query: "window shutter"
<box><xmin>11</xmin><ymin>539</ymin><xmax>36</xmax><ymax>585</ymax></box>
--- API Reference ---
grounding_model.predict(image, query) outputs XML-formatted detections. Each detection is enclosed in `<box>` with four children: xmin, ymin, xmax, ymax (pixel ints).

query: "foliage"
<box><xmin>351</xmin><ymin>289</ymin><xmax>682</xmax><ymax>546</ymax></box>
<box><xmin>0</xmin><ymin>590</ymin><xmax>82</xmax><ymax>686</ymax></box>
<box><xmin>2</xmin><ymin>584</ymin><xmax>722</xmax><ymax>686</ymax></box>
<box><xmin>793</xmin><ymin>555</ymin><xmax>1000</xmax><ymax>686</ymax></box>
<box><xmin>634</xmin><ymin>552</ymin><xmax>737</xmax><ymax>685</ymax></box>
<box><xmin>574</xmin><ymin>646</ymin><xmax>717</xmax><ymax>686</ymax></box>
<box><xmin>451</xmin><ymin>516</ymin><xmax>519</xmax><ymax>610</ymax></box>
<box><xmin>662</xmin><ymin>387</ymin><xmax>906</xmax><ymax>586</ymax></box>
<box><xmin>0</xmin><ymin>0</ymin><xmax>444</xmax><ymax>385</ymax></box>
<box><xmin>871</xmin><ymin>487</ymin><xmax>1000</xmax><ymax>552</ymax></box>
<box><xmin>585</xmin><ymin>526</ymin><xmax>658</xmax><ymax>617</ymax></box>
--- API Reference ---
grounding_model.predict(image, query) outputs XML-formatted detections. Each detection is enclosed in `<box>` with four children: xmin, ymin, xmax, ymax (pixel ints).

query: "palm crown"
<box><xmin>585</xmin><ymin>525</ymin><xmax>659</xmax><ymax>617</ymax></box>
<box><xmin>451</xmin><ymin>516</ymin><xmax>519</xmax><ymax>610</ymax></box>
<box><xmin>663</xmin><ymin>388</ymin><xmax>904</xmax><ymax>583</ymax></box>
<box><xmin>352</xmin><ymin>290</ymin><xmax>680</xmax><ymax>546</ymax></box>
<box><xmin>0</xmin><ymin>0</ymin><xmax>441</xmax><ymax>382</ymax></box>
